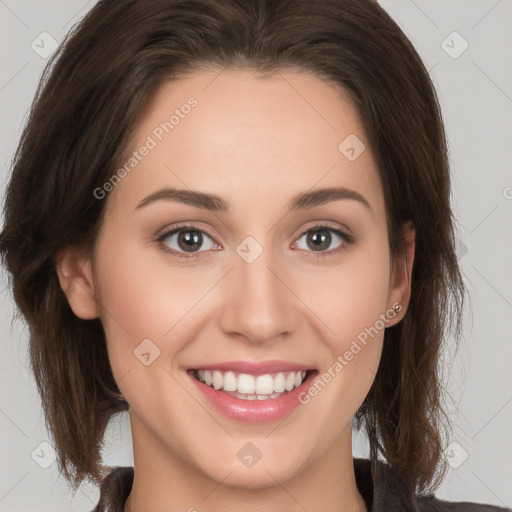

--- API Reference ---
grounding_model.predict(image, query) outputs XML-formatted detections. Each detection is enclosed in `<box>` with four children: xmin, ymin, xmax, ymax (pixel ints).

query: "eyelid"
<box><xmin>155</xmin><ymin>221</ymin><xmax>217</xmax><ymax>243</ymax></box>
<box><xmin>297</xmin><ymin>220</ymin><xmax>353</xmax><ymax>240</ymax></box>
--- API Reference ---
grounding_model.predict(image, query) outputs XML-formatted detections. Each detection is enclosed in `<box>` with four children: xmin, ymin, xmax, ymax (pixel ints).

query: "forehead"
<box><xmin>106</xmin><ymin>68</ymin><xmax>384</xmax><ymax>219</ymax></box>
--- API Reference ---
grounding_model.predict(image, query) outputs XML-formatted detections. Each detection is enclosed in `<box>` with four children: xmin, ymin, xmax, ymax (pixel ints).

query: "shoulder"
<box><xmin>353</xmin><ymin>457</ymin><xmax>511</xmax><ymax>512</ymax></box>
<box><xmin>91</xmin><ymin>462</ymin><xmax>511</xmax><ymax>512</ymax></box>
<box><xmin>92</xmin><ymin>466</ymin><xmax>133</xmax><ymax>512</ymax></box>
<box><xmin>417</xmin><ymin>494</ymin><xmax>511</xmax><ymax>512</ymax></box>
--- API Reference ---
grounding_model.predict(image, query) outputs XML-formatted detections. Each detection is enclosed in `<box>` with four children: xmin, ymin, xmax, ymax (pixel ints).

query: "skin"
<box><xmin>56</xmin><ymin>69</ymin><xmax>415</xmax><ymax>512</ymax></box>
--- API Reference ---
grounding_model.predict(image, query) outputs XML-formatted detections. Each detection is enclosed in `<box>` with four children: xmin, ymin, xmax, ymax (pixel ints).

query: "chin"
<box><xmin>199</xmin><ymin>453</ymin><xmax>306</xmax><ymax>490</ymax></box>
<box><xmin>214</xmin><ymin>468</ymin><xmax>294</xmax><ymax>490</ymax></box>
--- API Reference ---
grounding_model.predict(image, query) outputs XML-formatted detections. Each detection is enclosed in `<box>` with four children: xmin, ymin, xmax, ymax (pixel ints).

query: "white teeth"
<box><xmin>235</xmin><ymin>392</ymin><xmax>282</xmax><ymax>400</ymax></box>
<box><xmin>255</xmin><ymin>374</ymin><xmax>274</xmax><ymax>394</ymax></box>
<box><xmin>223</xmin><ymin>371</ymin><xmax>237</xmax><ymax>391</ymax></box>
<box><xmin>285</xmin><ymin>372</ymin><xmax>295</xmax><ymax>391</ymax></box>
<box><xmin>194</xmin><ymin>369</ymin><xmax>309</xmax><ymax>399</ymax></box>
<box><xmin>274</xmin><ymin>373</ymin><xmax>286</xmax><ymax>392</ymax></box>
<box><xmin>212</xmin><ymin>371</ymin><xmax>223</xmax><ymax>390</ymax></box>
<box><xmin>238</xmin><ymin>373</ymin><xmax>256</xmax><ymax>394</ymax></box>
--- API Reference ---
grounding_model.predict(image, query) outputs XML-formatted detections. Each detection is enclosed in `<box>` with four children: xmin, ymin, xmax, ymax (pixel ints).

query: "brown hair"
<box><xmin>0</xmin><ymin>0</ymin><xmax>466</xmax><ymax>495</ymax></box>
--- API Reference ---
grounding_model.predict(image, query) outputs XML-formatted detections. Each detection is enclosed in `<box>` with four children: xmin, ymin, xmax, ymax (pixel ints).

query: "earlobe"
<box><xmin>54</xmin><ymin>247</ymin><xmax>99</xmax><ymax>320</ymax></box>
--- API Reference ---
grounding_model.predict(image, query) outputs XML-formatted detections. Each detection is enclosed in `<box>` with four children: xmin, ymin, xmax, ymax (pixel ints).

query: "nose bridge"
<box><xmin>217</xmin><ymin>235</ymin><xmax>295</xmax><ymax>344</ymax></box>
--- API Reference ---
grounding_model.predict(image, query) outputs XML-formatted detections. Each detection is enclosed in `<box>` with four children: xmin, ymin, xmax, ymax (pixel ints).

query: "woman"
<box><xmin>1</xmin><ymin>0</ymin><xmax>509</xmax><ymax>510</ymax></box>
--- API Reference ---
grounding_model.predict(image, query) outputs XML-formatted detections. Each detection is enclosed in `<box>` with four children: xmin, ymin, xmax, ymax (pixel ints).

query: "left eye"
<box><xmin>292</xmin><ymin>226</ymin><xmax>347</xmax><ymax>254</ymax></box>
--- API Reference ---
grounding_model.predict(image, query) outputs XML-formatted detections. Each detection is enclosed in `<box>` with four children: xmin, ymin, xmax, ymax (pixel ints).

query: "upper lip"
<box><xmin>188</xmin><ymin>360</ymin><xmax>315</xmax><ymax>374</ymax></box>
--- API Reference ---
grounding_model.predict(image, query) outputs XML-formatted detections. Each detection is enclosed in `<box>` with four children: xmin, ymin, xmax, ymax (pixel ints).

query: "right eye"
<box><xmin>157</xmin><ymin>225</ymin><xmax>221</xmax><ymax>258</ymax></box>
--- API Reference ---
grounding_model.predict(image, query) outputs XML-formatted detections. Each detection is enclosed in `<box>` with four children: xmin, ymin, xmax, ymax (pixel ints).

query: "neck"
<box><xmin>124</xmin><ymin>413</ymin><xmax>367</xmax><ymax>512</ymax></box>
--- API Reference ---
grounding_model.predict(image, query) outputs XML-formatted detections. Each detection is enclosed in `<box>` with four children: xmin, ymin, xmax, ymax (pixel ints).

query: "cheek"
<box><xmin>310</xmin><ymin>239</ymin><xmax>391</xmax><ymax>345</ymax></box>
<box><xmin>92</xmin><ymin>231</ymin><xmax>222</xmax><ymax>385</ymax></box>
<box><xmin>297</xmin><ymin>252</ymin><xmax>390</xmax><ymax>430</ymax></box>
<box><xmin>306</xmin><ymin>238</ymin><xmax>391</xmax><ymax>396</ymax></box>
<box><xmin>91</xmin><ymin>233</ymin><xmax>203</xmax><ymax>417</ymax></box>
<box><xmin>93</xmin><ymin>234</ymin><xmax>203</xmax><ymax>339</ymax></box>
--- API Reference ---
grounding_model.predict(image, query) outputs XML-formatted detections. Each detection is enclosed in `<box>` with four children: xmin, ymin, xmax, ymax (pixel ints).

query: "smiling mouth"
<box><xmin>188</xmin><ymin>369</ymin><xmax>313</xmax><ymax>400</ymax></box>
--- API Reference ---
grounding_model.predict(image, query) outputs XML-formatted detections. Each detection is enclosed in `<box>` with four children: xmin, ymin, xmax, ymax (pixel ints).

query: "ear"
<box><xmin>386</xmin><ymin>220</ymin><xmax>415</xmax><ymax>327</ymax></box>
<box><xmin>54</xmin><ymin>246</ymin><xmax>99</xmax><ymax>319</ymax></box>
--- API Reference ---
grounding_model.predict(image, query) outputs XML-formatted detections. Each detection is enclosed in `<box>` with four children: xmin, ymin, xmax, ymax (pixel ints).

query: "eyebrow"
<box><xmin>135</xmin><ymin>186</ymin><xmax>371</xmax><ymax>213</ymax></box>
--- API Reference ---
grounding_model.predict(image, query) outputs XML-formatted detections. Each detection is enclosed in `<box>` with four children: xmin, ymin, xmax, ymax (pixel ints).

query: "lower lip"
<box><xmin>187</xmin><ymin>370</ymin><xmax>318</xmax><ymax>423</ymax></box>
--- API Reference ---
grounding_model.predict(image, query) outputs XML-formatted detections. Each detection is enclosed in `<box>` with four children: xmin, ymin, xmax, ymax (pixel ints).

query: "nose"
<box><xmin>216</xmin><ymin>244</ymin><xmax>298</xmax><ymax>346</ymax></box>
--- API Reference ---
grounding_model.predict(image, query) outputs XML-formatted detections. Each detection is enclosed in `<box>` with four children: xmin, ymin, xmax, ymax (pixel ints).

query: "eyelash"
<box><xmin>155</xmin><ymin>223</ymin><xmax>354</xmax><ymax>260</ymax></box>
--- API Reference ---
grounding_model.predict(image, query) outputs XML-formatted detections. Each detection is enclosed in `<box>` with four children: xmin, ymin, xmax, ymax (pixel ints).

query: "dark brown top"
<box><xmin>91</xmin><ymin>457</ymin><xmax>511</xmax><ymax>511</ymax></box>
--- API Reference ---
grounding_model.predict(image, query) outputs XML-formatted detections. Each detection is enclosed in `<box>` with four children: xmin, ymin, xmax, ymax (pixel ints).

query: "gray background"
<box><xmin>1</xmin><ymin>0</ymin><xmax>511</xmax><ymax>510</ymax></box>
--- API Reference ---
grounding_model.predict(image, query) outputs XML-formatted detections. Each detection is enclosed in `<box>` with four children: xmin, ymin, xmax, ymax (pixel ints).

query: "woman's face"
<box><xmin>63</xmin><ymin>69</ymin><xmax>411</xmax><ymax>487</ymax></box>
